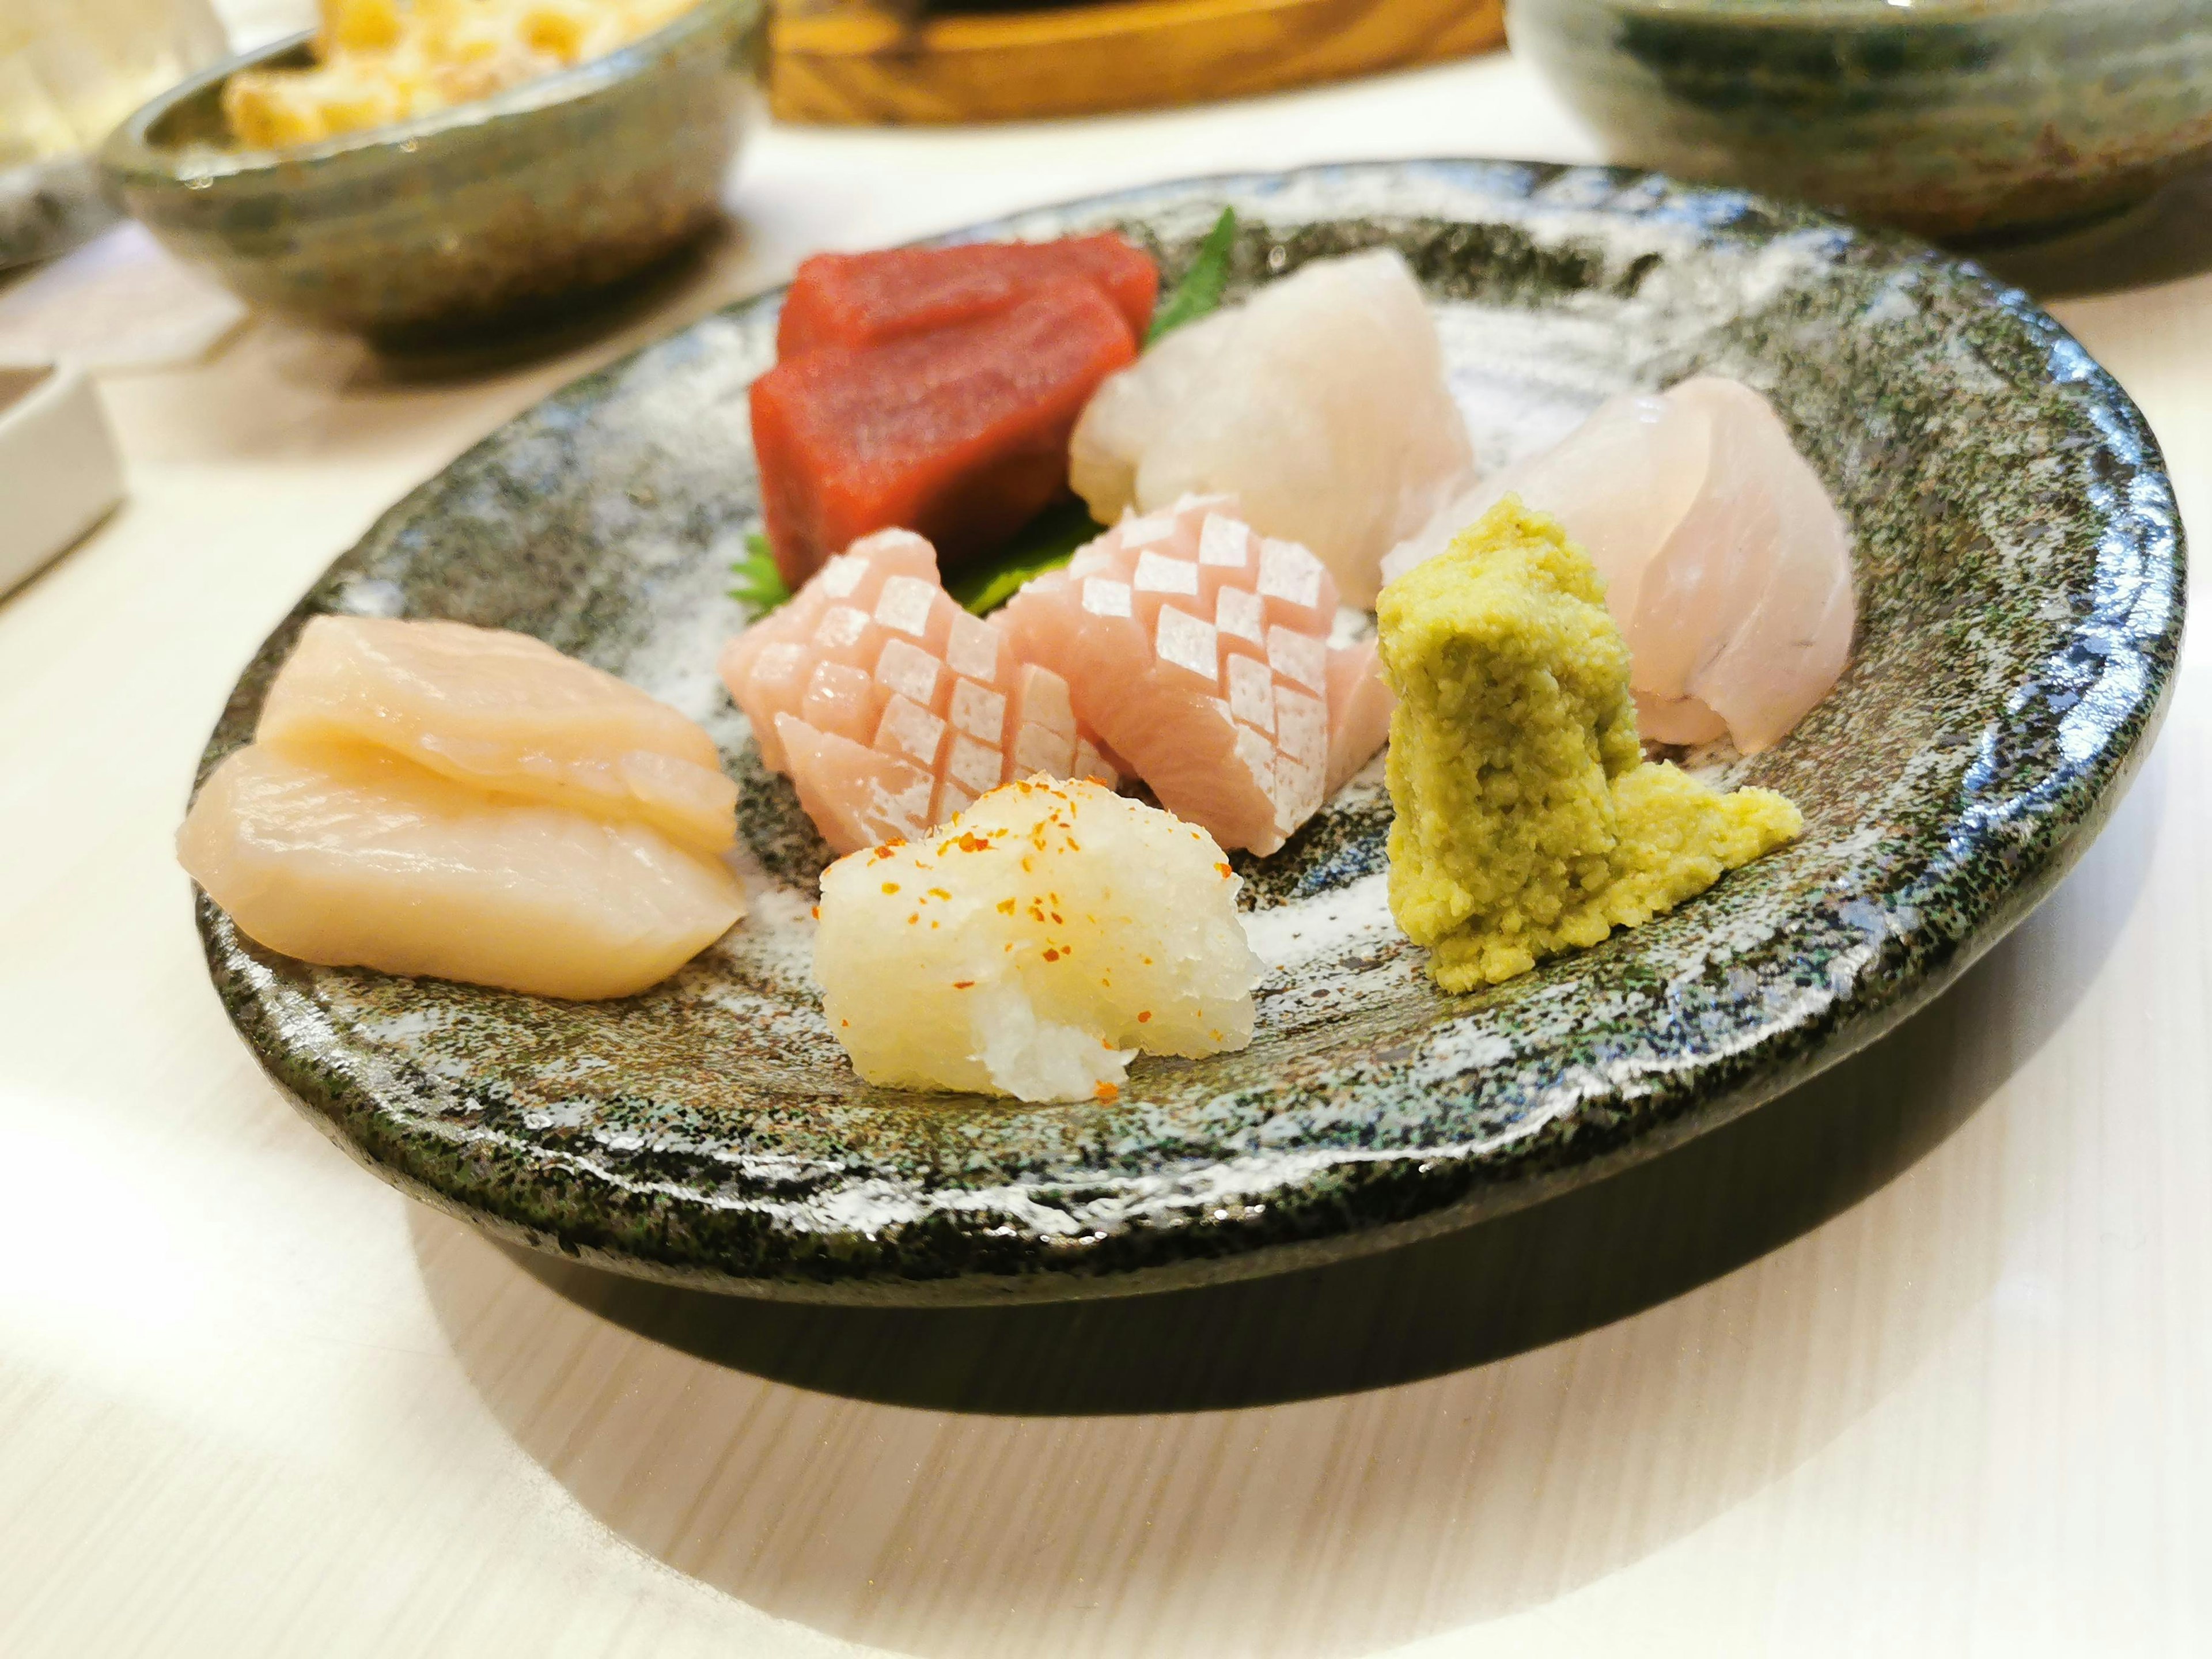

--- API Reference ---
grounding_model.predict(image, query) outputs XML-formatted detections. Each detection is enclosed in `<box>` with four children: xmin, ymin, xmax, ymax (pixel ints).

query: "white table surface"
<box><xmin>3</xmin><ymin>25</ymin><xmax>2209</xmax><ymax>1659</ymax></box>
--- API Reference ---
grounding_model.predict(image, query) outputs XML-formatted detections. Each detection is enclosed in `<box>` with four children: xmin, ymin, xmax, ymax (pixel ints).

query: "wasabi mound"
<box><xmin>1378</xmin><ymin>497</ymin><xmax>1802</xmax><ymax>991</ymax></box>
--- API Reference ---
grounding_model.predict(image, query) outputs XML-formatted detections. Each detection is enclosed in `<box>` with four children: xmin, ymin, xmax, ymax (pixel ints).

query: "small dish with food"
<box><xmin>100</xmin><ymin>0</ymin><xmax>765</xmax><ymax>344</ymax></box>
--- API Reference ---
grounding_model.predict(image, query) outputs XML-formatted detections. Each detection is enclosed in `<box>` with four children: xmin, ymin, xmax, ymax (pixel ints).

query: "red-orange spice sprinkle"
<box><xmin>956</xmin><ymin>833</ymin><xmax>991</xmax><ymax>853</ymax></box>
<box><xmin>810</xmin><ymin>906</ymin><xmax>819</xmax><ymax>919</ymax></box>
<box><xmin>1216</xmin><ymin>862</ymin><xmax>1232</xmax><ymax>877</ymax></box>
<box><xmin>1043</xmin><ymin>949</ymin><xmax>1060</xmax><ymax>963</ymax></box>
<box><xmin>953</xmin><ymin>980</ymin><xmax>975</xmax><ymax>989</ymax></box>
<box><xmin>1094</xmin><ymin>1082</ymin><xmax>1118</xmax><ymax>1102</ymax></box>
<box><xmin>1137</xmin><ymin>1010</ymin><xmax>1152</xmax><ymax>1023</ymax></box>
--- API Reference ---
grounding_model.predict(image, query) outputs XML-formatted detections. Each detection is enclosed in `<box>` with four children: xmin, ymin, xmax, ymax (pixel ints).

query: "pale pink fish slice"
<box><xmin>719</xmin><ymin>529</ymin><xmax>1116</xmax><ymax>853</ymax></box>
<box><xmin>1627</xmin><ymin>377</ymin><xmax>1854</xmax><ymax>753</ymax></box>
<box><xmin>998</xmin><ymin>494</ymin><xmax>1394</xmax><ymax>855</ymax></box>
<box><xmin>1381</xmin><ymin>377</ymin><xmax>1854</xmax><ymax>755</ymax></box>
<box><xmin>1325</xmin><ymin>639</ymin><xmax>1394</xmax><ymax>794</ymax></box>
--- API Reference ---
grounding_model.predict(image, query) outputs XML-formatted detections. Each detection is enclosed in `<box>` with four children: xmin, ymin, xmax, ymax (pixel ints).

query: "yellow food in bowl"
<box><xmin>1378</xmin><ymin>495</ymin><xmax>1802</xmax><ymax>991</ymax></box>
<box><xmin>222</xmin><ymin>0</ymin><xmax>700</xmax><ymax>146</ymax></box>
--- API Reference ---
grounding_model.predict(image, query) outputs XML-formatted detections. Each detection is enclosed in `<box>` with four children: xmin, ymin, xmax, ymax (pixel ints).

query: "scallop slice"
<box><xmin>259</xmin><ymin>615</ymin><xmax>737</xmax><ymax>855</ymax></box>
<box><xmin>179</xmin><ymin>743</ymin><xmax>744</xmax><ymax>1002</ymax></box>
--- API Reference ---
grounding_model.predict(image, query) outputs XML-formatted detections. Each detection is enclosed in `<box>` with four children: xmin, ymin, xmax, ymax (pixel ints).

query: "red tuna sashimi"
<box><xmin>751</xmin><ymin>277</ymin><xmax>1139</xmax><ymax>588</ymax></box>
<box><xmin>777</xmin><ymin>234</ymin><xmax>1159</xmax><ymax>358</ymax></box>
<box><xmin>719</xmin><ymin>529</ymin><xmax>1118</xmax><ymax>855</ymax></box>
<box><xmin>998</xmin><ymin>495</ymin><xmax>1394</xmax><ymax>855</ymax></box>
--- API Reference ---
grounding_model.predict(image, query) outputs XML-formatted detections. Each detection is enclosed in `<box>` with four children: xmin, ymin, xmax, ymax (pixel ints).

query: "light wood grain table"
<box><xmin>3</xmin><ymin>38</ymin><xmax>2208</xmax><ymax>1659</ymax></box>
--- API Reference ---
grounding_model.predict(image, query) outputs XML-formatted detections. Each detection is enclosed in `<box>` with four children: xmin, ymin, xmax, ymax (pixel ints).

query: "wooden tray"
<box><xmin>770</xmin><ymin>0</ymin><xmax>1505</xmax><ymax>125</ymax></box>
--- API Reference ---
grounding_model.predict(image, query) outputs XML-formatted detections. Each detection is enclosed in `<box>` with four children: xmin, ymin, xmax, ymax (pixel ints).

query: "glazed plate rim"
<box><xmin>195</xmin><ymin>159</ymin><xmax>2186</xmax><ymax>1304</ymax></box>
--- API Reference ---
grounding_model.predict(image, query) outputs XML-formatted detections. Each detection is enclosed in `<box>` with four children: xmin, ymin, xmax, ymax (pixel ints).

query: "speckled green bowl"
<box><xmin>1508</xmin><ymin>0</ymin><xmax>2212</xmax><ymax>239</ymax></box>
<box><xmin>100</xmin><ymin>0</ymin><xmax>764</xmax><ymax>344</ymax></box>
<box><xmin>191</xmin><ymin>161</ymin><xmax>2182</xmax><ymax>1305</ymax></box>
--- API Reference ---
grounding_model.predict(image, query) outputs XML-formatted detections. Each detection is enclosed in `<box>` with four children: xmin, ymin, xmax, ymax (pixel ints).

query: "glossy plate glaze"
<box><xmin>194</xmin><ymin>161</ymin><xmax>2184</xmax><ymax>1305</ymax></box>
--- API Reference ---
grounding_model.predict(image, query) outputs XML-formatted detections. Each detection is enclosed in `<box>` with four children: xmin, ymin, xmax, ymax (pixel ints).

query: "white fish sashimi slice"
<box><xmin>1070</xmin><ymin>249</ymin><xmax>1474</xmax><ymax>608</ymax></box>
<box><xmin>178</xmin><ymin>744</ymin><xmax>745</xmax><ymax>1001</ymax></box>
<box><xmin>1628</xmin><ymin>377</ymin><xmax>1854</xmax><ymax>753</ymax></box>
<box><xmin>260</xmin><ymin>615</ymin><xmax>738</xmax><ymax>854</ymax></box>
<box><xmin>1380</xmin><ymin>392</ymin><xmax>1707</xmax><ymax>618</ymax></box>
<box><xmin>1069</xmin><ymin>313</ymin><xmax>1236</xmax><ymax>523</ymax></box>
<box><xmin>1379</xmin><ymin>374</ymin><xmax>1853</xmax><ymax>755</ymax></box>
<box><xmin>813</xmin><ymin>779</ymin><xmax>1259</xmax><ymax>1103</ymax></box>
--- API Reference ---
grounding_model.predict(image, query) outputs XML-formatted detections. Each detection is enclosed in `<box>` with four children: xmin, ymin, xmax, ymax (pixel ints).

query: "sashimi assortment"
<box><xmin>1069</xmin><ymin>248</ymin><xmax>1473</xmax><ymax>608</ymax></box>
<box><xmin>997</xmin><ymin>493</ymin><xmax>1392</xmax><ymax>855</ymax></box>
<box><xmin>1381</xmin><ymin>376</ymin><xmax>1855</xmax><ymax>753</ymax></box>
<box><xmin>180</xmin><ymin>215</ymin><xmax>1862</xmax><ymax>1103</ymax></box>
<box><xmin>179</xmin><ymin>616</ymin><xmax>744</xmax><ymax>1001</ymax></box>
<box><xmin>719</xmin><ymin>528</ymin><xmax>1118</xmax><ymax>854</ymax></box>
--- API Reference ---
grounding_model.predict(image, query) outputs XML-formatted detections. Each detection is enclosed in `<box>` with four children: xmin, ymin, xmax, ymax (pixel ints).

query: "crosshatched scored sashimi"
<box><xmin>720</xmin><ymin>529</ymin><xmax>1119</xmax><ymax>855</ymax></box>
<box><xmin>998</xmin><ymin>494</ymin><xmax>1395</xmax><ymax>855</ymax></box>
<box><xmin>258</xmin><ymin>616</ymin><xmax>738</xmax><ymax>855</ymax></box>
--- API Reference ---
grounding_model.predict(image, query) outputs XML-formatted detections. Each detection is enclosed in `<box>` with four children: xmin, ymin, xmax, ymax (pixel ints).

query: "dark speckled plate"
<box><xmin>195</xmin><ymin>161</ymin><xmax>2183</xmax><ymax>1305</ymax></box>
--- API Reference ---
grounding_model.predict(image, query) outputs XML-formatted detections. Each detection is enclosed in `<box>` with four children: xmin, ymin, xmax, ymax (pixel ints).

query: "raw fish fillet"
<box><xmin>815</xmin><ymin>778</ymin><xmax>1260</xmax><ymax>1103</ymax></box>
<box><xmin>1381</xmin><ymin>376</ymin><xmax>1855</xmax><ymax>753</ymax></box>
<box><xmin>259</xmin><ymin>615</ymin><xmax>737</xmax><ymax>855</ymax></box>
<box><xmin>997</xmin><ymin>495</ymin><xmax>1395</xmax><ymax>855</ymax></box>
<box><xmin>777</xmin><ymin>234</ymin><xmax>1158</xmax><ymax>357</ymax></box>
<box><xmin>178</xmin><ymin>743</ymin><xmax>744</xmax><ymax>1001</ymax></box>
<box><xmin>719</xmin><ymin>529</ymin><xmax>1118</xmax><ymax>855</ymax></box>
<box><xmin>751</xmin><ymin>277</ymin><xmax>1139</xmax><ymax>588</ymax></box>
<box><xmin>1068</xmin><ymin>248</ymin><xmax>1474</xmax><ymax>608</ymax></box>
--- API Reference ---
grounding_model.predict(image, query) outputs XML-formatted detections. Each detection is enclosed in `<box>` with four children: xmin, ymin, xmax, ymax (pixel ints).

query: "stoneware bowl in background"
<box><xmin>98</xmin><ymin>0</ymin><xmax>765</xmax><ymax>346</ymax></box>
<box><xmin>1507</xmin><ymin>0</ymin><xmax>2212</xmax><ymax>240</ymax></box>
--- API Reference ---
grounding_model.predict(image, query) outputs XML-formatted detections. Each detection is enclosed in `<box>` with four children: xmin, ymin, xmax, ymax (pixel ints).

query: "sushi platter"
<box><xmin>182</xmin><ymin>161</ymin><xmax>2181</xmax><ymax>1304</ymax></box>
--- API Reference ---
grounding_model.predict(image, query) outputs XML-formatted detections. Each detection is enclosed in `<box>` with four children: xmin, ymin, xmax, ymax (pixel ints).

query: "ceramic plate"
<box><xmin>195</xmin><ymin>161</ymin><xmax>2183</xmax><ymax>1304</ymax></box>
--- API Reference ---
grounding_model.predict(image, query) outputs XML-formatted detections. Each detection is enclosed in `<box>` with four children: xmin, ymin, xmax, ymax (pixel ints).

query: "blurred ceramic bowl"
<box><xmin>99</xmin><ymin>0</ymin><xmax>764</xmax><ymax>344</ymax></box>
<box><xmin>1508</xmin><ymin>0</ymin><xmax>2212</xmax><ymax>240</ymax></box>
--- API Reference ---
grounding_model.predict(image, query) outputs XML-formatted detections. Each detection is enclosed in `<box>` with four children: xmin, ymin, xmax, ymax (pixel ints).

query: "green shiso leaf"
<box><xmin>728</xmin><ymin>532</ymin><xmax>791</xmax><ymax>613</ymax></box>
<box><xmin>946</xmin><ymin>497</ymin><xmax>1107</xmax><ymax>616</ymax></box>
<box><xmin>1145</xmin><ymin>206</ymin><xmax>1237</xmax><ymax>345</ymax></box>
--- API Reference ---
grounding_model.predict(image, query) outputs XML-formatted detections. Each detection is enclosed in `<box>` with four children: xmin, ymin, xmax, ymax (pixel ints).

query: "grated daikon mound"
<box><xmin>814</xmin><ymin>778</ymin><xmax>1262</xmax><ymax>1103</ymax></box>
